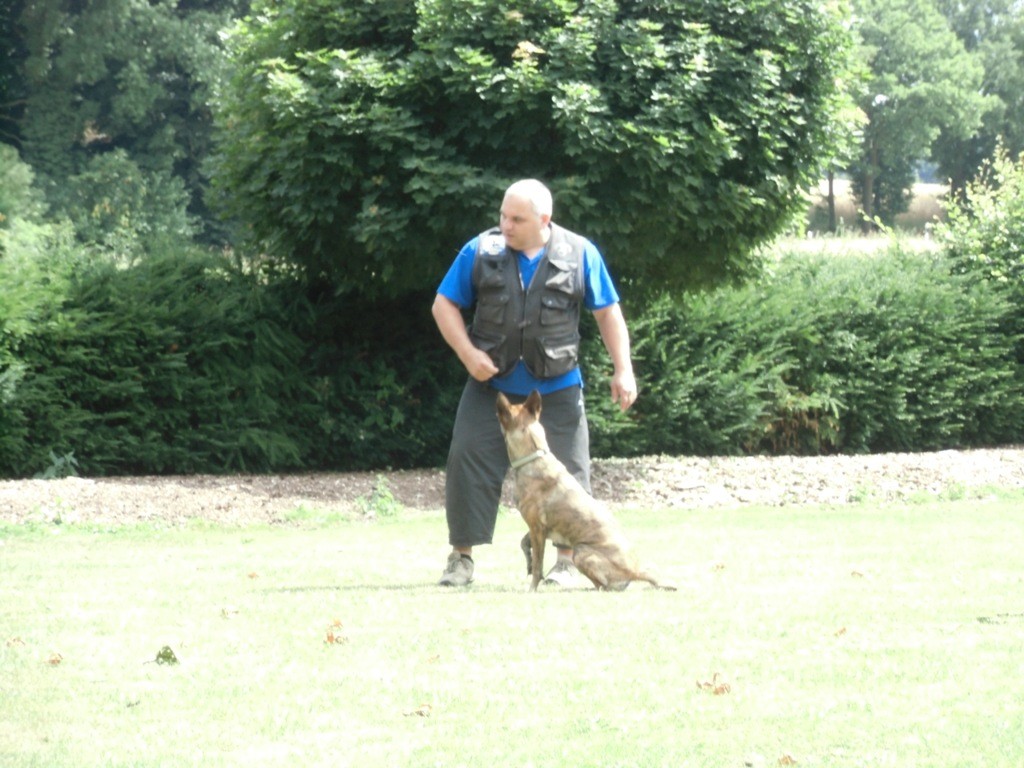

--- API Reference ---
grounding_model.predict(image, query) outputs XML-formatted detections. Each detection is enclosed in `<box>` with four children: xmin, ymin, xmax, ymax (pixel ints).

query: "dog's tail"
<box><xmin>639</xmin><ymin>569</ymin><xmax>678</xmax><ymax>591</ymax></box>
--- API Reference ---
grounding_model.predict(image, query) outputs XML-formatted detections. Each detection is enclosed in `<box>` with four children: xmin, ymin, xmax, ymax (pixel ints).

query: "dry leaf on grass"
<box><xmin>403</xmin><ymin>703</ymin><xmax>432</xmax><ymax>717</ymax></box>
<box><xmin>324</xmin><ymin>619</ymin><xmax>348</xmax><ymax>645</ymax></box>
<box><xmin>696</xmin><ymin>673</ymin><xmax>731</xmax><ymax>695</ymax></box>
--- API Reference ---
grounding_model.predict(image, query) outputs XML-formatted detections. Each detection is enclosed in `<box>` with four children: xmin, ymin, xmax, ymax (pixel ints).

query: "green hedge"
<box><xmin>585</xmin><ymin>244</ymin><xmax>1023</xmax><ymax>457</ymax></box>
<box><xmin>0</xmin><ymin>242</ymin><xmax>464</xmax><ymax>478</ymax></box>
<box><xmin>1</xmin><ymin>245</ymin><xmax>309</xmax><ymax>476</ymax></box>
<box><xmin>2</xmin><ymin>237</ymin><xmax>1022</xmax><ymax>478</ymax></box>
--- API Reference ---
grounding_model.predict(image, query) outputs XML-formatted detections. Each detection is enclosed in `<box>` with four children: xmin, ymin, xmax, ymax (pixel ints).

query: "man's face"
<box><xmin>499</xmin><ymin>193</ymin><xmax>549</xmax><ymax>252</ymax></box>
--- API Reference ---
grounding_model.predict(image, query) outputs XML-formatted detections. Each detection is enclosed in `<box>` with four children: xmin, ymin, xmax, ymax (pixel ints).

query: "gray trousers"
<box><xmin>445</xmin><ymin>379</ymin><xmax>591</xmax><ymax>547</ymax></box>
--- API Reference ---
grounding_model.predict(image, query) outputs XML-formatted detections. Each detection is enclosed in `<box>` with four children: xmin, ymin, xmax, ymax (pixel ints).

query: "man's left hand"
<box><xmin>610</xmin><ymin>371</ymin><xmax>638</xmax><ymax>412</ymax></box>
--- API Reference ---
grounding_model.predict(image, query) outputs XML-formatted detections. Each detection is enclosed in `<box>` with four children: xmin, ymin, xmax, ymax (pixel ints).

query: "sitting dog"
<box><xmin>496</xmin><ymin>390</ymin><xmax>676</xmax><ymax>592</ymax></box>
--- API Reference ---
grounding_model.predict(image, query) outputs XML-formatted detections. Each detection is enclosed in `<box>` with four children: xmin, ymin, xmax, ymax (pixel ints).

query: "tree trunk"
<box><xmin>861</xmin><ymin>141</ymin><xmax>878</xmax><ymax>233</ymax></box>
<box><xmin>827</xmin><ymin>168</ymin><xmax>836</xmax><ymax>233</ymax></box>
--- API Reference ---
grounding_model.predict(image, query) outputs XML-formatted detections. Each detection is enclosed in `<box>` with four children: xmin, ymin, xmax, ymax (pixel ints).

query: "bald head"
<box><xmin>504</xmin><ymin>179</ymin><xmax>553</xmax><ymax>219</ymax></box>
<box><xmin>500</xmin><ymin>179</ymin><xmax>553</xmax><ymax>255</ymax></box>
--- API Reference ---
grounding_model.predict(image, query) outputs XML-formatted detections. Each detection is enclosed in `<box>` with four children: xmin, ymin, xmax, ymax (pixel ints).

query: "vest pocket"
<box><xmin>540</xmin><ymin>293</ymin><xmax>572</xmax><ymax>326</ymax></box>
<box><xmin>469</xmin><ymin>328</ymin><xmax>512</xmax><ymax>375</ymax></box>
<box><xmin>544</xmin><ymin>259</ymin><xmax>577</xmax><ymax>288</ymax></box>
<box><xmin>476</xmin><ymin>292</ymin><xmax>509</xmax><ymax>325</ymax></box>
<box><xmin>529</xmin><ymin>331</ymin><xmax>580</xmax><ymax>377</ymax></box>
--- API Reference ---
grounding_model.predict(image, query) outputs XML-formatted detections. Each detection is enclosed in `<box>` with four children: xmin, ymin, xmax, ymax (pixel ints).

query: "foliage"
<box><xmin>212</xmin><ymin>0</ymin><xmax>859</xmax><ymax>298</ymax></box>
<box><xmin>355</xmin><ymin>475</ymin><xmax>404</xmax><ymax>518</ymax></box>
<box><xmin>0</xmin><ymin>0</ymin><xmax>27</xmax><ymax>146</ymax></box>
<box><xmin>57</xmin><ymin>149</ymin><xmax>197</xmax><ymax>257</ymax></box>
<box><xmin>16</xmin><ymin>0</ymin><xmax>245</xmax><ymax>244</ymax></box>
<box><xmin>582</xmin><ymin>289</ymin><xmax>794</xmax><ymax>457</ymax></box>
<box><xmin>288</xmin><ymin>286</ymin><xmax>465</xmax><ymax>471</ymax></box>
<box><xmin>937</xmin><ymin>146</ymin><xmax>1024</xmax><ymax>364</ymax></box>
<box><xmin>940</xmin><ymin>147</ymin><xmax>1024</xmax><ymax>288</ymax></box>
<box><xmin>0</xmin><ymin>244</ymin><xmax>313</xmax><ymax>477</ymax></box>
<box><xmin>850</xmin><ymin>0</ymin><xmax>990</xmax><ymax>225</ymax></box>
<box><xmin>763</xmin><ymin>246</ymin><xmax>1021</xmax><ymax>451</ymax></box>
<box><xmin>933</xmin><ymin>0</ymin><xmax>1024</xmax><ymax>192</ymax></box>
<box><xmin>0</xmin><ymin>143</ymin><xmax>46</xmax><ymax>235</ymax></box>
<box><xmin>0</xmin><ymin>236</ymin><xmax>463</xmax><ymax>477</ymax></box>
<box><xmin>587</xmin><ymin>243</ymin><xmax>1022</xmax><ymax>457</ymax></box>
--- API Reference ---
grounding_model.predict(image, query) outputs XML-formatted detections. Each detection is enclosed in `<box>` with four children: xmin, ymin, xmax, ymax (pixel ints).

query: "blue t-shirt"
<box><xmin>437</xmin><ymin>229</ymin><xmax>621</xmax><ymax>396</ymax></box>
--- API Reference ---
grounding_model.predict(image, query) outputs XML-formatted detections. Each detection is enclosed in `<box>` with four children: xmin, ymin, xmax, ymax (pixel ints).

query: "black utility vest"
<box><xmin>469</xmin><ymin>222</ymin><xmax>586</xmax><ymax>379</ymax></box>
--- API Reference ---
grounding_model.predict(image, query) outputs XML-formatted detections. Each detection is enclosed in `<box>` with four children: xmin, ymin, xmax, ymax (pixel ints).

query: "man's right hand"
<box><xmin>461</xmin><ymin>347</ymin><xmax>499</xmax><ymax>381</ymax></box>
<box><xmin>432</xmin><ymin>293</ymin><xmax>499</xmax><ymax>381</ymax></box>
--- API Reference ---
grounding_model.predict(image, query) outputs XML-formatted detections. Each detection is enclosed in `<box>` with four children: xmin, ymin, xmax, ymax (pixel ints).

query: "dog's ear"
<box><xmin>496</xmin><ymin>392</ymin><xmax>513</xmax><ymax>430</ymax></box>
<box><xmin>524</xmin><ymin>389</ymin><xmax>542</xmax><ymax>420</ymax></box>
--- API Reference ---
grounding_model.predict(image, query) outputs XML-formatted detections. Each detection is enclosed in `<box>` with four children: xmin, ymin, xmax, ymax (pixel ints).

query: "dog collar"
<box><xmin>510</xmin><ymin>449</ymin><xmax>547</xmax><ymax>470</ymax></box>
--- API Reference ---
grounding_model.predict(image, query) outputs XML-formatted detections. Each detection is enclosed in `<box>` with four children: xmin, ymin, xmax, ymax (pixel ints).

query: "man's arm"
<box><xmin>592</xmin><ymin>303</ymin><xmax>638</xmax><ymax>412</ymax></box>
<box><xmin>432</xmin><ymin>294</ymin><xmax>499</xmax><ymax>382</ymax></box>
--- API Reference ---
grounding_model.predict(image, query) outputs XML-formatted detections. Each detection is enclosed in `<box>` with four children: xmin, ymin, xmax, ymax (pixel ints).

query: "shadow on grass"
<box><xmin>262</xmin><ymin>583</ymin><xmax>531</xmax><ymax>594</ymax></box>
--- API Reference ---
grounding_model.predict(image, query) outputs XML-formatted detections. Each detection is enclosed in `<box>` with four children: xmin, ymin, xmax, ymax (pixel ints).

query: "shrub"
<box><xmin>0</xmin><ymin>242</ymin><xmax>464</xmax><ymax>477</ymax></box>
<box><xmin>3</xmin><ymin>235</ymin><xmax>1019</xmax><ymax>476</ymax></box>
<box><xmin>582</xmin><ymin>290</ymin><xmax>792</xmax><ymax>457</ymax></box>
<box><xmin>0</xmin><ymin>245</ymin><xmax>311</xmax><ymax>477</ymax></box>
<box><xmin>290</xmin><ymin>287</ymin><xmax>465</xmax><ymax>471</ymax></box>
<box><xmin>586</xmin><ymin>243</ymin><xmax>1022</xmax><ymax>457</ymax></box>
<box><xmin>938</xmin><ymin>146</ymin><xmax>1024</xmax><ymax>363</ymax></box>
<box><xmin>766</xmin><ymin>245</ymin><xmax>1021</xmax><ymax>451</ymax></box>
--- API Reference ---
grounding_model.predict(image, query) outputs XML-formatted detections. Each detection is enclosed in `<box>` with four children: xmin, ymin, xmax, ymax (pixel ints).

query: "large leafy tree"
<box><xmin>0</xmin><ymin>1</ymin><xmax>28</xmax><ymax>148</ymax></box>
<box><xmin>212</xmin><ymin>0</ymin><xmax>858</xmax><ymax>298</ymax></box>
<box><xmin>851</xmin><ymin>0</ymin><xmax>990</xmax><ymax>226</ymax></box>
<box><xmin>933</xmin><ymin>0</ymin><xmax>1024</xmax><ymax>193</ymax></box>
<box><xmin>17</xmin><ymin>0</ymin><xmax>246</xmax><ymax>244</ymax></box>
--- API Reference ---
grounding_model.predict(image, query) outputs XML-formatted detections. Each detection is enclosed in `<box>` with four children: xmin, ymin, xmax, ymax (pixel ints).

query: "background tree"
<box><xmin>16</xmin><ymin>0</ymin><xmax>247</xmax><ymax>246</ymax></box>
<box><xmin>851</xmin><ymin>0</ymin><xmax>990</xmax><ymax>226</ymax></box>
<box><xmin>933</xmin><ymin>0</ymin><xmax>1024</xmax><ymax>194</ymax></box>
<box><xmin>212</xmin><ymin>0</ymin><xmax>859</xmax><ymax>299</ymax></box>
<box><xmin>0</xmin><ymin>0</ymin><xmax>28</xmax><ymax>148</ymax></box>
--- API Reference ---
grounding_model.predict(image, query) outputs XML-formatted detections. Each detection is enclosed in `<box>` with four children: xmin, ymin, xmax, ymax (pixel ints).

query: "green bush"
<box><xmin>586</xmin><ymin>243</ymin><xmax>1022</xmax><ymax>457</ymax></box>
<box><xmin>290</xmin><ymin>287</ymin><xmax>464</xmax><ymax>472</ymax></box>
<box><xmin>767</xmin><ymin>246</ymin><xmax>1021</xmax><ymax>451</ymax></box>
<box><xmin>582</xmin><ymin>290</ymin><xmax>793</xmax><ymax>457</ymax></box>
<box><xmin>938</xmin><ymin>147</ymin><xmax>1024</xmax><ymax>363</ymax></box>
<box><xmin>2</xmin><ymin>234</ymin><xmax>1021</xmax><ymax>477</ymax></box>
<box><xmin>0</xmin><ymin>245</ymin><xmax>312</xmax><ymax>477</ymax></box>
<box><xmin>0</xmin><ymin>240</ymin><xmax>464</xmax><ymax>477</ymax></box>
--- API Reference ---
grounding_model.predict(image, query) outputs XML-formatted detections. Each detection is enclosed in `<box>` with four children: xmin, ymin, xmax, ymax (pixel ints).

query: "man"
<box><xmin>432</xmin><ymin>178</ymin><xmax>637</xmax><ymax>587</ymax></box>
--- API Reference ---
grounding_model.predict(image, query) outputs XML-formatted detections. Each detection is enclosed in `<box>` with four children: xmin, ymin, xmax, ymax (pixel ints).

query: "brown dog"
<box><xmin>496</xmin><ymin>390</ymin><xmax>676</xmax><ymax>592</ymax></box>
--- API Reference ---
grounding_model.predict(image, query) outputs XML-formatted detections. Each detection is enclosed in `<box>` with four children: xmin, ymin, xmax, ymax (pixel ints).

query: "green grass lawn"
<box><xmin>2</xmin><ymin>494</ymin><xmax>1023</xmax><ymax>768</ymax></box>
